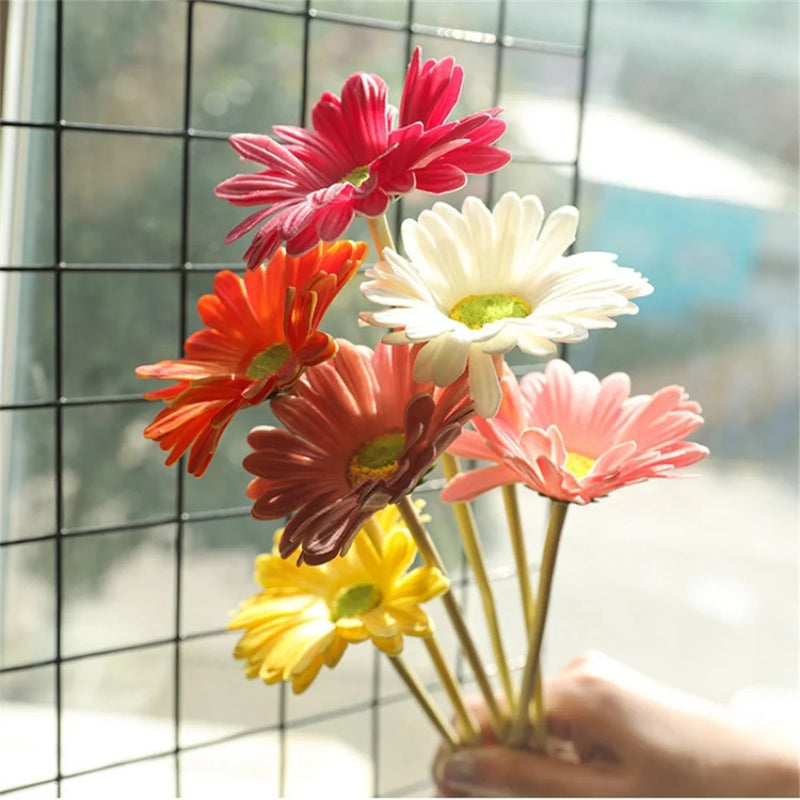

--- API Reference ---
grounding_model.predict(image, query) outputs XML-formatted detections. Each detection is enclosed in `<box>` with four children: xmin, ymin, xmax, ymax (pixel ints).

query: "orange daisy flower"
<box><xmin>136</xmin><ymin>240</ymin><xmax>368</xmax><ymax>476</ymax></box>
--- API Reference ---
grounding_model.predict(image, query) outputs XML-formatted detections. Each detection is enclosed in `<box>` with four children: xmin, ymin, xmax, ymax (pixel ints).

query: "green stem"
<box><xmin>366</xmin><ymin>214</ymin><xmax>395</xmax><ymax>255</ymax></box>
<box><xmin>502</xmin><ymin>483</ymin><xmax>546</xmax><ymax>750</ymax></box>
<box><xmin>442</xmin><ymin>453</ymin><xmax>516</xmax><ymax>716</ymax></box>
<box><xmin>423</xmin><ymin>635</ymin><xmax>482</xmax><ymax>745</ymax></box>
<box><xmin>388</xmin><ymin>655</ymin><xmax>459</xmax><ymax>747</ymax></box>
<box><xmin>505</xmin><ymin>500</ymin><xmax>569</xmax><ymax>748</ymax></box>
<box><xmin>398</xmin><ymin>494</ymin><xmax>507</xmax><ymax>740</ymax></box>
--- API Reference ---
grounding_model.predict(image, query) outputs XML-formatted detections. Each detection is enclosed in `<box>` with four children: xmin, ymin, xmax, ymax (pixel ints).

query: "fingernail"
<box><xmin>442</xmin><ymin>751</ymin><xmax>480</xmax><ymax>790</ymax></box>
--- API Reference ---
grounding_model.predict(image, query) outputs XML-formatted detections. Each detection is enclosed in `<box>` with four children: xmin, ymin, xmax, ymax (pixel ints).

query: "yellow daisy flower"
<box><xmin>229</xmin><ymin>503</ymin><xmax>449</xmax><ymax>693</ymax></box>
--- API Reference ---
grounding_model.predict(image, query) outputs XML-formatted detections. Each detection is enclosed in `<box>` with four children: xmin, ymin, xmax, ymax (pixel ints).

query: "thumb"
<box><xmin>434</xmin><ymin>745</ymin><xmax>629</xmax><ymax>798</ymax></box>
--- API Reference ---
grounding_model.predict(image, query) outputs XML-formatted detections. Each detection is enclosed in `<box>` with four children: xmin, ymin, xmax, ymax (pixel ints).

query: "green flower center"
<box><xmin>331</xmin><ymin>583</ymin><xmax>381</xmax><ymax>621</ymax></box>
<box><xmin>341</xmin><ymin>165</ymin><xmax>371</xmax><ymax>188</ymax></box>
<box><xmin>246</xmin><ymin>343</ymin><xmax>291</xmax><ymax>380</ymax></box>
<box><xmin>565</xmin><ymin>452</ymin><xmax>595</xmax><ymax>480</ymax></box>
<box><xmin>347</xmin><ymin>432</ymin><xmax>405</xmax><ymax>487</ymax></box>
<box><xmin>449</xmin><ymin>293</ymin><xmax>532</xmax><ymax>330</ymax></box>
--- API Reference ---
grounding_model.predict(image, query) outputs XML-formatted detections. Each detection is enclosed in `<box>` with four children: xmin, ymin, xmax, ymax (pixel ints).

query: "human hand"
<box><xmin>433</xmin><ymin>651</ymin><xmax>800</xmax><ymax>797</ymax></box>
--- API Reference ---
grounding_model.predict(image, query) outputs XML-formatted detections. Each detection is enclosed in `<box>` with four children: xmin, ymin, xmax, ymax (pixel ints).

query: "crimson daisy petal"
<box><xmin>215</xmin><ymin>47</ymin><xmax>511</xmax><ymax>269</ymax></box>
<box><xmin>243</xmin><ymin>340</ymin><xmax>475</xmax><ymax>565</ymax></box>
<box><xmin>442</xmin><ymin>359</ymin><xmax>708</xmax><ymax>505</ymax></box>
<box><xmin>136</xmin><ymin>241</ymin><xmax>367</xmax><ymax>476</ymax></box>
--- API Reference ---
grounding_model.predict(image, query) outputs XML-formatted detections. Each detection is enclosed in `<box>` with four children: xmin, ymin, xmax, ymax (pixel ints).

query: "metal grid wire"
<box><xmin>0</xmin><ymin>0</ymin><xmax>592</xmax><ymax>795</ymax></box>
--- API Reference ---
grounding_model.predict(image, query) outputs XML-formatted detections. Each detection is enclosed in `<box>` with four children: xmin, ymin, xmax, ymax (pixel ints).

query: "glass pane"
<box><xmin>62</xmin><ymin>131</ymin><xmax>182</xmax><ymax>266</ymax></box>
<box><xmin>182</xmin><ymin>515</ymin><xmax>276</xmax><ymax>636</ymax></box>
<box><xmin>285</xmin><ymin>708</ymin><xmax>372</xmax><ymax>797</ymax></box>
<box><xmin>312</xmin><ymin>0</ymin><xmax>408</xmax><ymax>24</ymax></box>
<box><xmin>62</xmin><ymin>1</ymin><xmax>186</xmax><ymax>128</ymax></box>
<box><xmin>0</xmin><ymin>408</ymin><xmax>56</xmax><ymax>542</ymax></box>
<box><xmin>62</xmin><ymin>525</ymin><xmax>176</xmax><ymax>657</ymax></box>
<box><xmin>191</xmin><ymin>5</ymin><xmax>304</xmax><ymax>133</ymax></box>
<box><xmin>0</xmin><ymin>665</ymin><xmax>56</xmax><ymax>792</ymax></box>
<box><xmin>378</xmin><ymin>694</ymin><xmax>444</xmax><ymax>795</ymax></box>
<box><xmin>504</xmin><ymin>0</ymin><xmax>587</xmax><ymax>47</ymax></box>
<box><xmin>0</xmin><ymin>540</ymin><xmax>56</xmax><ymax>668</ymax></box>
<box><xmin>499</xmin><ymin>47</ymin><xmax>582</xmax><ymax>161</ymax></box>
<box><xmin>413</xmin><ymin>0</ymin><xmax>499</xmax><ymax>34</ymax></box>
<box><xmin>545</xmin><ymin>0</ymin><xmax>797</xmax><ymax>699</ymax></box>
<box><xmin>306</xmin><ymin>21</ymin><xmax>406</xmax><ymax>123</ymax></box>
<box><xmin>491</xmin><ymin>163</ymin><xmax>576</xmax><ymax>221</ymax></box>
<box><xmin>61</xmin><ymin>645</ymin><xmax>174</xmax><ymax>774</ymax></box>
<box><xmin>287</xmin><ymin>638</ymin><xmax>375</xmax><ymax>721</ymax></box>
<box><xmin>63</xmin><ymin>272</ymin><xmax>181</xmax><ymax>399</ymax></box>
<box><xmin>188</xmin><ymin>139</ymin><xmax>255</xmax><ymax>267</ymax></box>
<box><xmin>62</xmin><ymin>402</ymin><xmax>177</xmax><ymax>531</ymax></box>
<box><xmin>61</xmin><ymin>755</ymin><xmax>174</xmax><ymax>798</ymax></box>
<box><xmin>182</xmin><ymin>402</ymin><xmax>275</xmax><ymax>514</ymax></box>
<box><xmin>179</xmin><ymin>635</ymin><xmax>279</xmax><ymax>748</ymax></box>
<box><xmin>179</xmin><ymin>732</ymin><xmax>280</xmax><ymax>796</ymax></box>
<box><xmin>1</xmin><ymin>272</ymin><xmax>55</xmax><ymax>404</ymax></box>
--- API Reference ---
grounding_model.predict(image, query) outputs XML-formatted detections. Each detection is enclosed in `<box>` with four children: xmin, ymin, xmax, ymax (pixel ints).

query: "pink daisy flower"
<box><xmin>244</xmin><ymin>340</ymin><xmax>475</xmax><ymax>565</ymax></box>
<box><xmin>215</xmin><ymin>47</ymin><xmax>511</xmax><ymax>269</ymax></box>
<box><xmin>441</xmin><ymin>360</ymin><xmax>708</xmax><ymax>505</ymax></box>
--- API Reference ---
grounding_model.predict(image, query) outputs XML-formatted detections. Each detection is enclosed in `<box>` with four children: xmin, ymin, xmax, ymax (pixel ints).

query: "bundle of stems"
<box><xmin>365</xmin><ymin>215</ymin><xmax>569</xmax><ymax>751</ymax></box>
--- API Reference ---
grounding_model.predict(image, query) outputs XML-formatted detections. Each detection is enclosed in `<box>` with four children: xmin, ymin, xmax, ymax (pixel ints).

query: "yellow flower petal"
<box><xmin>291</xmin><ymin>653</ymin><xmax>325</xmax><ymax>694</ymax></box>
<box><xmin>231</xmin><ymin>503</ymin><xmax>444</xmax><ymax>691</ymax></box>
<box><xmin>324</xmin><ymin>636</ymin><xmax>348</xmax><ymax>668</ymax></box>
<box><xmin>371</xmin><ymin>633</ymin><xmax>404</xmax><ymax>656</ymax></box>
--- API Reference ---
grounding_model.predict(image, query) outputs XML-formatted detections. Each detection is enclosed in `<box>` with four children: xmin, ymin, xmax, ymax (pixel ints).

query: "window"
<box><xmin>2</xmin><ymin>1</ymin><xmax>797</xmax><ymax>797</ymax></box>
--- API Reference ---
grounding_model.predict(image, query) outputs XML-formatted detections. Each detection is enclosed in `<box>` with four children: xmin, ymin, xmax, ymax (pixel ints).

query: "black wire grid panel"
<box><xmin>0</xmin><ymin>0</ymin><xmax>593</xmax><ymax>796</ymax></box>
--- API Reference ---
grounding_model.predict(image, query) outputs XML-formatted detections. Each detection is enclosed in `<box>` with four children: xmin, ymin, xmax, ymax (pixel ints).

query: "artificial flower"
<box><xmin>359</xmin><ymin>192</ymin><xmax>654</xmax><ymax>417</ymax></box>
<box><xmin>136</xmin><ymin>240</ymin><xmax>367</xmax><ymax>476</ymax></box>
<box><xmin>441</xmin><ymin>359</ymin><xmax>708</xmax><ymax>505</ymax></box>
<box><xmin>215</xmin><ymin>47</ymin><xmax>511</xmax><ymax>269</ymax></box>
<box><xmin>243</xmin><ymin>339</ymin><xmax>474</xmax><ymax>565</ymax></box>
<box><xmin>229</xmin><ymin>503</ymin><xmax>449</xmax><ymax>692</ymax></box>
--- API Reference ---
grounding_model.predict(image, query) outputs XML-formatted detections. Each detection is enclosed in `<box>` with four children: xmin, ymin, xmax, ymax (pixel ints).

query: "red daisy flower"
<box><xmin>243</xmin><ymin>340</ymin><xmax>475</xmax><ymax>565</ymax></box>
<box><xmin>215</xmin><ymin>47</ymin><xmax>511</xmax><ymax>269</ymax></box>
<box><xmin>442</xmin><ymin>360</ymin><xmax>709</xmax><ymax>505</ymax></box>
<box><xmin>136</xmin><ymin>240</ymin><xmax>367</xmax><ymax>477</ymax></box>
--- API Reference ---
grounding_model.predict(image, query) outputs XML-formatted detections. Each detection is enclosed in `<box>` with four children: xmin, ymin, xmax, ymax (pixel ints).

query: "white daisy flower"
<box><xmin>359</xmin><ymin>192</ymin><xmax>653</xmax><ymax>418</ymax></box>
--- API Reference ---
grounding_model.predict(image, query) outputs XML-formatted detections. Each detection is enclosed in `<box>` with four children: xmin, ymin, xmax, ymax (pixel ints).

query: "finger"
<box><xmin>433</xmin><ymin>744</ymin><xmax>631</xmax><ymax>798</ymax></box>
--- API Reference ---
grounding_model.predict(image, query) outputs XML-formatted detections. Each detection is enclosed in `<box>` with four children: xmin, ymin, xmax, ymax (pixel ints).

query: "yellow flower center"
<box><xmin>347</xmin><ymin>432</ymin><xmax>405</xmax><ymax>487</ymax></box>
<box><xmin>246</xmin><ymin>343</ymin><xmax>291</xmax><ymax>380</ymax></box>
<box><xmin>331</xmin><ymin>583</ymin><xmax>381</xmax><ymax>621</ymax></box>
<box><xmin>449</xmin><ymin>293</ymin><xmax>532</xmax><ymax>329</ymax></box>
<box><xmin>341</xmin><ymin>165</ymin><xmax>371</xmax><ymax>187</ymax></box>
<box><xmin>565</xmin><ymin>451</ymin><xmax>596</xmax><ymax>480</ymax></box>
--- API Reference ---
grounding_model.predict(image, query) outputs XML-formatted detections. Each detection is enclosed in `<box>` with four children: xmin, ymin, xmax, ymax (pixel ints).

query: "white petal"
<box><xmin>514</xmin><ymin>328</ymin><xmax>560</xmax><ymax>356</ymax></box>
<box><xmin>418</xmin><ymin>210</ymin><xmax>477</xmax><ymax>302</ymax></box>
<box><xmin>479</xmin><ymin>328</ymin><xmax>521</xmax><ymax>355</ymax></box>
<box><xmin>461</xmin><ymin>196</ymin><xmax>496</xmax><ymax>293</ymax></box>
<box><xmin>498</xmin><ymin>193</ymin><xmax>546</xmax><ymax>287</ymax></box>
<box><xmin>365</xmin><ymin>307</ymin><xmax>418</xmax><ymax>327</ymax></box>
<box><xmin>468</xmin><ymin>348</ymin><xmax>503</xmax><ymax>418</ymax></box>
<box><xmin>381</xmin><ymin>330</ymin><xmax>410</xmax><ymax>345</ymax></box>
<box><xmin>529</xmin><ymin>205</ymin><xmax>579</xmax><ymax>273</ymax></box>
<box><xmin>400</xmin><ymin>218</ymin><xmax>461</xmax><ymax>307</ymax></box>
<box><xmin>429</xmin><ymin>335</ymin><xmax>470</xmax><ymax>386</ymax></box>
<box><xmin>403</xmin><ymin>308</ymin><xmax>457</xmax><ymax>341</ymax></box>
<box><xmin>413</xmin><ymin>337</ymin><xmax>445</xmax><ymax>382</ymax></box>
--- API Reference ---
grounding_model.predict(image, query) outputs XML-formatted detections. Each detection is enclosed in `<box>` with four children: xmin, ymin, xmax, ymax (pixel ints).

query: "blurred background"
<box><xmin>1</xmin><ymin>0</ymin><xmax>797</xmax><ymax>796</ymax></box>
